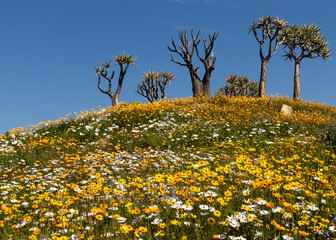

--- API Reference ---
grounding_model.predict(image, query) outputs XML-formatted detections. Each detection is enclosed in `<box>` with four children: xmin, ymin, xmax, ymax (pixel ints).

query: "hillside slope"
<box><xmin>1</xmin><ymin>95</ymin><xmax>336</xmax><ymax>240</ymax></box>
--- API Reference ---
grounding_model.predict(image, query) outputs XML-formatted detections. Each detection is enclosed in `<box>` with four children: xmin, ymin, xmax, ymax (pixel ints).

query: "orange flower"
<box><xmin>143</xmin><ymin>208</ymin><xmax>151</xmax><ymax>214</ymax></box>
<box><xmin>266</xmin><ymin>202</ymin><xmax>274</xmax><ymax>208</ymax></box>
<box><xmin>299</xmin><ymin>231</ymin><xmax>309</xmax><ymax>237</ymax></box>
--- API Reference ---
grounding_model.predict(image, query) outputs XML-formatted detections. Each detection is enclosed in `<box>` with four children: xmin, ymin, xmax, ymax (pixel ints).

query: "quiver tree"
<box><xmin>281</xmin><ymin>24</ymin><xmax>331</xmax><ymax>100</ymax></box>
<box><xmin>94</xmin><ymin>52</ymin><xmax>137</xmax><ymax>107</ymax></box>
<box><xmin>168</xmin><ymin>29</ymin><xmax>218</xmax><ymax>97</ymax></box>
<box><xmin>216</xmin><ymin>75</ymin><xmax>259</xmax><ymax>97</ymax></box>
<box><xmin>248</xmin><ymin>15</ymin><xmax>287</xmax><ymax>97</ymax></box>
<box><xmin>136</xmin><ymin>71</ymin><xmax>174</xmax><ymax>102</ymax></box>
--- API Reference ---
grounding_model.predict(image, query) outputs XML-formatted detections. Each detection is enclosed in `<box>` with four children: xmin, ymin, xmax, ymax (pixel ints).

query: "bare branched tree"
<box><xmin>136</xmin><ymin>71</ymin><xmax>174</xmax><ymax>102</ymax></box>
<box><xmin>94</xmin><ymin>52</ymin><xmax>137</xmax><ymax>107</ymax></box>
<box><xmin>168</xmin><ymin>29</ymin><xmax>218</xmax><ymax>97</ymax></box>
<box><xmin>248</xmin><ymin>15</ymin><xmax>287</xmax><ymax>97</ymax></box>
<box><xmin>282</xmin><ymin>24</ymin><xmax>331</xmax><ymax>100</ymax></box>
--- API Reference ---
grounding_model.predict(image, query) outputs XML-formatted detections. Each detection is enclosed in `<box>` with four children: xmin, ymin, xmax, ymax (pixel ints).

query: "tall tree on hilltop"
<box><xmin>281</xmin><ymin>24</ymin><xmax>331</xmax><ymax>100</ymax></box>
<box><xmin>248</xmin><ymin>15</ymin><xmax>287</xmax><ymax>97</ymax></box>
<box><xmin>94</xmin><ymin>52</ymin><xmax>137</xmax><ymax>107</ymax></box>
<box><xmin>168</xmin><ymin>29</ymin><xmax>218</xmax><ymax>97</ymax></box>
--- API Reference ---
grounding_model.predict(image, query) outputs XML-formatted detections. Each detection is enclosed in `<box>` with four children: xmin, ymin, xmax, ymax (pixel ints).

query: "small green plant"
<box><xmin>140</xmin><ymin>133</ymin><xmax>166</xmax><ymax>149</ymax></box>
<box><xmin>320</xmin><ymin>120</ymin><xmax>336</xmax><ymax>149</ymax></box>
<box><xmin>216</xmin><ymin>75</ymin><xmax>259</xmax><ymax>97</ymax></box>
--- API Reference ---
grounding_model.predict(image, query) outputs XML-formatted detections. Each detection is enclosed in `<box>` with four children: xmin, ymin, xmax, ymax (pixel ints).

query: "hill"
<box><xmin>1</xmin><ymin>95</ymin><xmax>336</xmax><ymax>240</ymax></box>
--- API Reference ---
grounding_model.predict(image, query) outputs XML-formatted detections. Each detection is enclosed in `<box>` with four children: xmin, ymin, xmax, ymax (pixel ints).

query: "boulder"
<box><xmin>280</xmin><ymin>104</ymin><xmax>293</xmax><ymax>116</ymax></box>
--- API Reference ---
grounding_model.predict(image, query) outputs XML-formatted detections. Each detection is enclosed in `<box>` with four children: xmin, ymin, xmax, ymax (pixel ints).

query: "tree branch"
<box><xmin>97</xmin><ymin>70</ymin><xmax>114</xmax><ymax>95</ymax></box>
<box><xmin>171</xmin><ymin>54</ymin><xmax>188</xmax><ymax>66</ymax></box>
<box><xmin>259</xmin><ymin>43</ymin><xmax>264</xmax><ymax>60</ymax></box>
<box><xmin>196</xmin><ymin>32</ymin><xmax>218</xmax><ymax>71</ymax></box>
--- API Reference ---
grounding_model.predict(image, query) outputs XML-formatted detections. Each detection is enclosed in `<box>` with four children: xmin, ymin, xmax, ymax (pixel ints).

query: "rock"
<box><xmin>280</xmin><ymin>104</ymin><xmax>293</xmax><ymax>116</ymax></box>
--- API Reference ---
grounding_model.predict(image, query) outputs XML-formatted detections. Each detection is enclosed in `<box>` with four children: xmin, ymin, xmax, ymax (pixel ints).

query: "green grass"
<box><xmin>0</xmin><ymin>95</ymin><xmax>336</xmax><ymax>240</ymax></box>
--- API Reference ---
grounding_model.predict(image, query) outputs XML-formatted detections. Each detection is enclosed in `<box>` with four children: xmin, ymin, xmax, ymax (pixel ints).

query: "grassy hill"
<box><xmin>1</xmin><ymin>95</ymin><xmax>336</xmax><ymax>240</ymax></box>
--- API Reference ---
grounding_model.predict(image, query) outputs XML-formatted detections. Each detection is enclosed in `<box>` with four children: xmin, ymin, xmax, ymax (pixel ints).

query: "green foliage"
<box><xmin>216</xmin><ymin>75</ymin><xmax>259</xmax><ymax>97</ymax></box>
<box><xmin>281</xmin><ymin>23</ymin><xmax>332</xmax><ymax>62</ymax></box>
<box><xmin>248</xmin><ymin>15</ymin><xmax>287</xmax><ymax>38</ymax></box>
<box><xmin>113</xmin><ymin>51</ymin><xmax>137</xmax><ymax>65</ymax></box>
<box><xmin>320</xmin><ymin>120</ymin><xmax>336</xmax><ymax>149</ymax></box>
<box><xmin>139</xmin><ymin>133</ymin><xmax>167</xmax><ymax>149</ymax></box>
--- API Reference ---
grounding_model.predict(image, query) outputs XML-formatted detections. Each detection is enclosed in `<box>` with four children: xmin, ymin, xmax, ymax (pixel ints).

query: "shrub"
<box><xmin>216</xmin><ymin>75</ymin><xmax>259</xmax><ymax>97</ymax></box>
<box><xmin>320</xmin><ymin>120</ymin><xmax>336</xmax><ymax>149</ymax></box>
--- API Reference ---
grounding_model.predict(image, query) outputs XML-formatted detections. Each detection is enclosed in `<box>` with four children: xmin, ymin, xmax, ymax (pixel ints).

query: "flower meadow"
<box><xmin>1</xmin><ymin>95</ymin><xmax>336</xmax><ymax>240</ymax></box>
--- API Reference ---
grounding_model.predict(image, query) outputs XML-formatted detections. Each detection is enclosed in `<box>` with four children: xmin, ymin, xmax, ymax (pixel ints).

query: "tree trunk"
<box><xmin>111</xmin><ymin>94</ymin><xmax>119</xmax><ymax>107</ymax></box>
<box><xmin>189</xmin><ymin>70</ymin><xmax>203</xmax><ymax>97</ymax></box>
<box><xmin>293</xmin><ymin>61</ymin><xmax>301</xmax><ymax>101</ymax></box>
<box><xmin>202</xmin><ymin>72</ymin><xmax>211</xmax><ymax>96</ymax></box>
<box><xmin>259</xmin><ymin>59</ymin><xmax>268</xmax><ymax>97</ymax></box>
<box><xmin>192</xmin><ymin>80</ymin><xmax>203</xmax><ymax>97</ymax></box>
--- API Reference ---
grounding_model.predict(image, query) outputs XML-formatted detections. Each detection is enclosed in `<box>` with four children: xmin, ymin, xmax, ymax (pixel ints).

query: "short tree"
<box><xmin>282</xmin><ymin>24</ymin><xmax>331</xmax><ymax>100</ymax></box>
<box><xmin>216</xmin><ymin>75</ymin><xmax>259</xmax><ymax>97</ymax></box>
<box><xmin>136</xmin><ymin>71</ymin><xmax>174</xmax><ymax>102</ymax></box>
<box><xmin>94</xmin><ymin>52</ymin><xmax>137</xmax><ymax>107</ymax></box>
<box><xmin>248</xmin><ymin>15</ymin><xmax>287</xmax><ymax>97</ymax></box>
<box><xmin>168</xmin><ymin>29</ymin><xmax>218</xmax><ymax>97</ymax></box>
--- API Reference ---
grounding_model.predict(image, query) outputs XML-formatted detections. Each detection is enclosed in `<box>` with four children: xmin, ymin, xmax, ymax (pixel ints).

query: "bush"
<box><xmin>320</xmin><ymin>120</ymin><xmax>336</xmax><ymax>149</ymax></box>
<box><xmin>216</xmin><ymin>75</ymin><xmax>259</xmax><ymax>97</ymax></box>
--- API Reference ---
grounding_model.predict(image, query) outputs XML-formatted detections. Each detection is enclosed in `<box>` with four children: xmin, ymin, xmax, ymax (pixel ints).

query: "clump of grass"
<box><xmin>0</xmin><ymin>95</ymin><xmax>336</xmax><ymax>240</ymax></box>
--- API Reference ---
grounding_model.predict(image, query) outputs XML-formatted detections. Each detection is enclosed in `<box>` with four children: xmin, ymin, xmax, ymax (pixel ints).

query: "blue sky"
<box><xmin>0</xmin><ymin>0</ymin><xmax>335</xmax><ymax>134</ymax></box>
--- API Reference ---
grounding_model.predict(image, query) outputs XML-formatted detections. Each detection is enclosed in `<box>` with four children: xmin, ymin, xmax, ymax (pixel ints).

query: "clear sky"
<box><xmin>0</xmin><ymin>0</ymin><xmax>335</xmax><ymax>134</ymax></box>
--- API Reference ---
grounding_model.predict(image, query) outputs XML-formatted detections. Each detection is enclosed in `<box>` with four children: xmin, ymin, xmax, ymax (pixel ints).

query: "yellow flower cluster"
<box><xmin>0</xmin><ymin>95</ymin><xmax>335</xmax><ymax>239</ymax></box>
